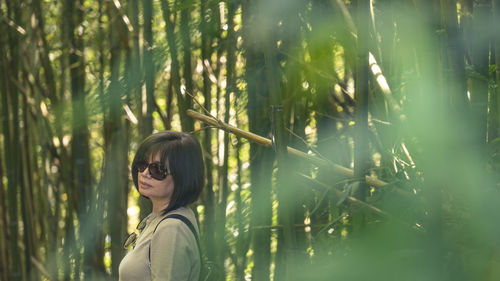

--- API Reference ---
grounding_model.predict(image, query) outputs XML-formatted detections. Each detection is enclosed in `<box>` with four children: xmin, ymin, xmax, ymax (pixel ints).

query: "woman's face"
<box><xmin>137</xmin><ymin>154</ymin><xmax>174</xmax><ymax>204</ymax></box>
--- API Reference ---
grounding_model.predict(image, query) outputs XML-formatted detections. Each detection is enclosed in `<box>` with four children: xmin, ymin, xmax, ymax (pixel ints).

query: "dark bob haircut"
<box><xmin>131</xmin><ymin>131</ymin><xmax>205</xmax><ymax>214</ymax></box>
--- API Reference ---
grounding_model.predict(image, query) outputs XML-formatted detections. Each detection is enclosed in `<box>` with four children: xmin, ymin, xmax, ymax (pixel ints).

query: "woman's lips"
<box><xmin>139</xmin><ymin>181</ymin><xmax>153</xmax><ymax>189</ymax></box>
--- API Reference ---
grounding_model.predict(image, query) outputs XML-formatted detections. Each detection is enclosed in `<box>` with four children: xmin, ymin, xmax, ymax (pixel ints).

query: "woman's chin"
<box><xmin>139</xmin><ymin>187</ymin><xmax>152</xmax><ymax>197</ymax></box>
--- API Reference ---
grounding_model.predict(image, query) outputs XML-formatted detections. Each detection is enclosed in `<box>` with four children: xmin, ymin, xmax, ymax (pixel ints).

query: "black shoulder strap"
<box><xmin>148</xmin><ymin>214</ymin><xmax>202</xmax><ymax>264</ymax></box>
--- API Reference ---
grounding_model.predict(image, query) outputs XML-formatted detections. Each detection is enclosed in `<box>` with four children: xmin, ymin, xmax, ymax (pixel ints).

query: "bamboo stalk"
<box><xmin>17</xmin><ymin>241</ymin><xmax>53</xmax><ymax>280</ymax></box>
<box><xmin>161</xmin><ymin>0</ymin><xmax>192</xmax><ymax>132</ymax></box>
<box><xmin>493</xmin><ymin>0</ymin><xmax>500</xmax><ymax>140</ymax></box>
<box><xmin>354</xmin><ymin>0</ymin><xmax>371</xmax><ymax>206</ymax></box>
<box><xmin>187</xmin><ymin>109</ymin><xmax>388</xmax><ymax>187</ymax></box>
<box><xmin>332</xmin><ymin>0</ymin><xmax>405</xmax><ymax>122</ymax></box>
<box><xmin>0</xmin><ymin>149</ymin><xmax>9</xmax><ymax>281</ymax></box>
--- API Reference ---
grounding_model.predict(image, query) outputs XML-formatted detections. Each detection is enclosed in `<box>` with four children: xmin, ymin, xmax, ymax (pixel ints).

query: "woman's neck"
<box><xmin>151</xmin><ymin>198</ymin><xmax>170</xmax><ymax>213</ymax></box>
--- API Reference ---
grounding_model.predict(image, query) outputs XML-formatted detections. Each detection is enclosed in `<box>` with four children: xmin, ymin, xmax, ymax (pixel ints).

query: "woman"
<box><xmin>119</xmin><ymin>131</ymin><xmax>204</xmax><ymax>281</ymax></box>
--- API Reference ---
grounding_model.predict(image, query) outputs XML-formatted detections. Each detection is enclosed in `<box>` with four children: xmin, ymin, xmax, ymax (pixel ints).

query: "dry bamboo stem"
<box><xmin>187</xmin><ymin>109</ymin><xmax>388</xmax><ymax>187</ymax></box>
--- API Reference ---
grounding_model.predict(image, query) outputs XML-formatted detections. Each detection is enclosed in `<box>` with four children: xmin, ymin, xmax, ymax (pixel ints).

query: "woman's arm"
<box><xmin>149</xmin><ymin>219</ymin><xmax>200</xmax><ymax>281</ymax></box>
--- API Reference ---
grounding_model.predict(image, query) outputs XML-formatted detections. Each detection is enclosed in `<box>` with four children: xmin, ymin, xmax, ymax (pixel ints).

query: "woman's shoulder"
<box><xmin>170</xmin><ymin>206</ymin><xmax>197</xmax><ymax>219</ymax></box>
<box><xmin>154</xmin><ymin>207</ymin><xmax>199</xmax><ymax>234</ymax></box>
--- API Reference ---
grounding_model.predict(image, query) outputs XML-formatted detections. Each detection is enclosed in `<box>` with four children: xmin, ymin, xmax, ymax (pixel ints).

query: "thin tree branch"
<box><xmin>18</xmin><ymin>241</ymin><xmax>53</xmax><ymax>280</ymax></box>
<box><xmin>297</xmin><ymin>173</ymin><xmax>387</xmax><ymax>217</ymax></box>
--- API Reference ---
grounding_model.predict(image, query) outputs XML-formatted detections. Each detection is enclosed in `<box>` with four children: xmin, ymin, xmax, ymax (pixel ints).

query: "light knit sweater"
<box><xmin>119</xmin><ymin>207</ymin><xmax>201</xmax><ymax>281</ymax></box>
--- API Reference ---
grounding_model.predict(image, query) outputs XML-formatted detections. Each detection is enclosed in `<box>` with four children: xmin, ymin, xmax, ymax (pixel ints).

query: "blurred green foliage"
<box><xmin>2</xmin><ymin>0</ymin><xmax>500</xmax><ymax>281</ymax></box>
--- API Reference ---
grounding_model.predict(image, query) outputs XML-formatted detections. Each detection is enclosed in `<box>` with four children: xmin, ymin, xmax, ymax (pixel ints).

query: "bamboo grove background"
<box><xmin>2</xmin><ymin>0</ymin><xmax>500</xmax><ymax>280</ymax></box>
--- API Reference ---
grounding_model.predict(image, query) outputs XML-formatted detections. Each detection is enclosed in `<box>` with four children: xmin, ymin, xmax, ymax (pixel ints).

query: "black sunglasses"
<box><xmin>123</xmin><ymin>217</ymin><xmax>147</xmax><ymax>249</ymax></box>
<box><xmin>136</xmin><ymin>161</ymin><xmax>170</xmax><ymax>181</ymax></box>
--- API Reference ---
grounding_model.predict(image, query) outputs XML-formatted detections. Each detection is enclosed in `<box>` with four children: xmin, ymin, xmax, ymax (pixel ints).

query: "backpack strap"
<box><xmin>148</xmin><ymin>214</ymin><xmax>202</xmax><ymax>265</ymax></box>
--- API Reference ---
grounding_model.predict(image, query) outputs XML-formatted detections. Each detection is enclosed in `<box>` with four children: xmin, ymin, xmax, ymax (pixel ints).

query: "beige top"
<box><xmin>118</xmin><ymin>207</ymin><xmax>201</xmax><ymax>281</ymax></box>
